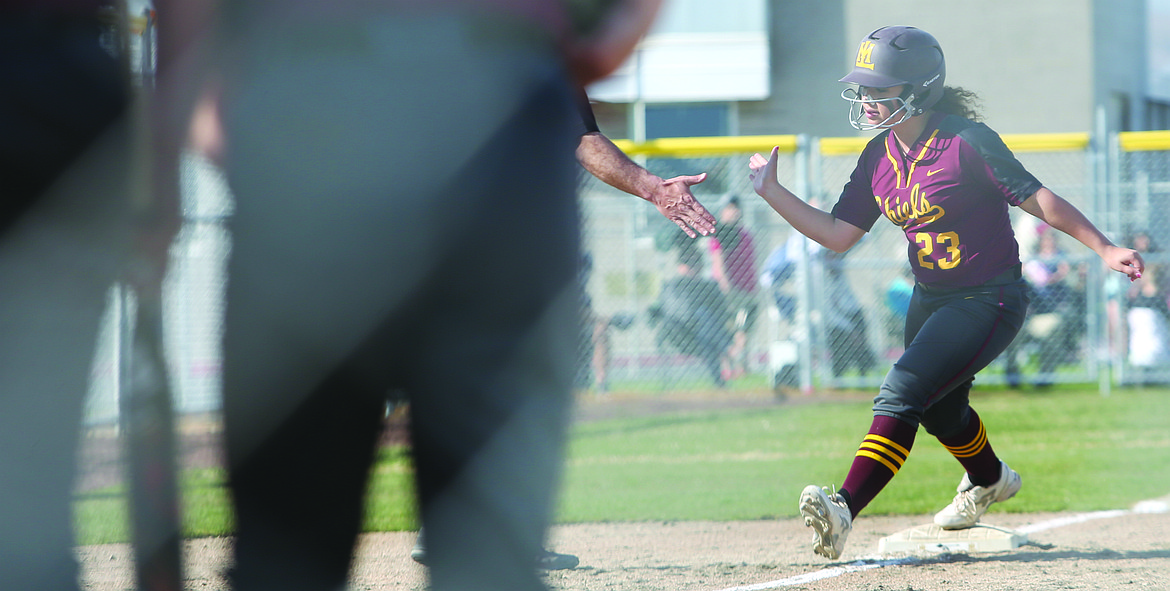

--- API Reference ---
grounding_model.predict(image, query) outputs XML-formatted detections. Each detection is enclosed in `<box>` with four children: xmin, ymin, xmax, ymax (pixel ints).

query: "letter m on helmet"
<box><xmin>856</xmin><ymin>40</ymin><xmax>876</xmax><ymax>70</ymax></box>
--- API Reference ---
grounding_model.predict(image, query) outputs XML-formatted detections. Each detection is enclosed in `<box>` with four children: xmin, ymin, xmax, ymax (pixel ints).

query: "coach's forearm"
<box><xmin>576</xmin><ymin>132</ymin><xmax>661</xmax><ymax>201</ymax></box>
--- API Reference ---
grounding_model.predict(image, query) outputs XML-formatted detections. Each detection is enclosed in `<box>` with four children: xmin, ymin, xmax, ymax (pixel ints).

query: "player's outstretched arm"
<box><xmin>749</xmin><ymin>147</ymin><xmax>864</xmax><ymax>253</ymax></box>
<box><xmin>1019</xmin><ymin>187</ymin><xmax>1144</xmax><ymax>281</ymax></box>
<box><xmin>577</xmin><ymin>131</ymin><xmax>716</xmax><ymax>238</ymax></box>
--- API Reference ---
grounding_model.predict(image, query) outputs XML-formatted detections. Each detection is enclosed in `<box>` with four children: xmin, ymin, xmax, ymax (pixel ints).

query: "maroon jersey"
<box><xmin>831</xmin><ymin>113</ymin><xmax>1042</xmax><ymax>288</ymax></box>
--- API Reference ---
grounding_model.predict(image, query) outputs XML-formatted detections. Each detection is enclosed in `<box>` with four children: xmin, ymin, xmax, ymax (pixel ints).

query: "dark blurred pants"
<box><xmin>219</xmin><ymin>12</ymin><xmax>580</xmax><ymax>591</ymax></box>
<box><xmin>0</xmin><ymin>10</ymin><xmax>130</xmax><ymax>590</ymax></box>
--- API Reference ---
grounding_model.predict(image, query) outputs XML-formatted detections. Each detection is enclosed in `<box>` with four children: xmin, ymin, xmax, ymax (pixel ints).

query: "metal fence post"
<box><xmin>1091</xmin><ymin>108</ymin><xmax>1112</xmax><ymax>397</ymax></box>
<box><xmin>794</xmin><ymin>134</ymin><xmax>815</xmax><ymax>394</ymax></box>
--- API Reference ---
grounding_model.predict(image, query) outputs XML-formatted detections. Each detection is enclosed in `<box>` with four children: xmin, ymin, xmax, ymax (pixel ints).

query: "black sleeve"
<box><xmin>948</xmin><ymin>117</ymin><xmax>1042</xmax><ymax>206</ymax></box>
<box><xmin>576</xmin><ymin>87</ymin><xmax>601</xmax><ymax>135</ymax></box>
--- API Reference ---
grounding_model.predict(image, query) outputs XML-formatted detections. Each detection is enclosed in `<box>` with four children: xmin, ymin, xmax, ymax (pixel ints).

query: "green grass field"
<box><xmin>74</xmin><ymin>386</ymin><xmax>1170</xmax><ymax>545</ymax></box>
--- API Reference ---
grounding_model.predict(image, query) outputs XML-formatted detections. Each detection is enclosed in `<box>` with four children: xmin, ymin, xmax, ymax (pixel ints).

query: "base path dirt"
<box><xmin>81</xmin><ymin>508</ymin><xmax>1170</xmax><ymax>591</ymax></box>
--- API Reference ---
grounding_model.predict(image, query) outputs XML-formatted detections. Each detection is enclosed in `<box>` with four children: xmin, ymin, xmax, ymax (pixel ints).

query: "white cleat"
<box><xmin>934</xmin><ymin>461</ymin><xmax>1022</xmax><ymax>530</ymax></box>
<box><xmin>798</xmin><ymin>484</ymin><xmax>853</xmax><ymax>560</ymax></box>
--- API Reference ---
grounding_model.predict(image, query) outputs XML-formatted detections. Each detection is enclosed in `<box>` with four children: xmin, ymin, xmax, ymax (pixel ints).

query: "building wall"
<box><xmin>1094</xmin><ymin>0</ymin><xmax>1151</xmax><ymax>131</ymax></box>
<box><xmin>736</xmin><ymin>0</ymin><xmax>849</xmax><ymax>138</ymax></box>
<box><xmin>842</xmin><ymin>0</ymin><xmax>1096</xmax><ymax>134</ymax></box>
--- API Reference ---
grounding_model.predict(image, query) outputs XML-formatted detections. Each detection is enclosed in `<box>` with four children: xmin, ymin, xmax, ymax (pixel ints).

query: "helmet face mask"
<box><xmin>841</xmin><ymin>86</ymin><xmax>913</xmax><ymax>131</ymax></box>
<box><xmin>839</xmin><ymin>26</ymin><xmax>945</xmax><ymax>130</ymax></box>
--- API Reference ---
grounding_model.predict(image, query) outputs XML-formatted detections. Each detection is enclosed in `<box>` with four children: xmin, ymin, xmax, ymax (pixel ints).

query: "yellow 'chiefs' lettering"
<box><xmin>856</xmin><ymin>41</ymin><xmax>875</xmax><ymax>70</ymax></box>
<box><xmin>879</xmin><ymin>183</ymin><xmax>945</xmax><ymax>227</ymax></box>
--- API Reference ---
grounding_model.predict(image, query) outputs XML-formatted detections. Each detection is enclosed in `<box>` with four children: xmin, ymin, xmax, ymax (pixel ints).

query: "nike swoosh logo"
<box><xmin>926</xmin><ymin>168</ymin><xmax>944</xmax><ymax>176</ymax></box>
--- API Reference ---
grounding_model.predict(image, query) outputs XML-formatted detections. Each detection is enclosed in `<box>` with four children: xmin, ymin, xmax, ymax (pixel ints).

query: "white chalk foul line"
<box><xmin>1018</xmin><ymin>496</ymin><xmax>1169</xmax><ymax>535</ymax></box>
<box><xmin>712</xmin><ymin>495</ymin><xmax>1170</xmax><ymax>591</ymax></box>
<box><xmin>711</xmin><ymin>557</ymin><xmax>919</xmax><ymax>591</ymax></box>
<box><xmin>1015</xmin><ymin>510</ymin><xmax>1129</xmax><ymax>535</ymax></box>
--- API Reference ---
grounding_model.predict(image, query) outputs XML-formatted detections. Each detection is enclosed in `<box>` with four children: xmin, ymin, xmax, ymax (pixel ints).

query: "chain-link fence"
<box><xmin>577</xmin><ymin>131</ymin><xmax>1170</xmax><ymax>396</ymax></box>
<box><xmin>81</xmin><ymin>129</ymin><xmax>1170</xmax><ymax>423</ymax></box>
<box><xmin>1113</xmin><ymin>131</ymin><xmax>1170</xmax><ymax>387</ymax></box>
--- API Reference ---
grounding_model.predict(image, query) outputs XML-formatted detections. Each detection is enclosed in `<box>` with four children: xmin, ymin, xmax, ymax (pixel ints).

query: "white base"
<box><xmin>878</xmin><ymin>523</ymin><xmax>1027</xmax><ymax>554</ymax></box>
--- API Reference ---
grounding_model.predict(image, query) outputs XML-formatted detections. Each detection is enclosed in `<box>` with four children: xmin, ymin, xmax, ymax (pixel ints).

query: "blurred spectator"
<box><xmin>1126</xmin><ymin>231</ymin><xmax>1170</xmax><ymax>380</ymax></box>
<box><xmin>576</xmin><ymin>253</ymin><xmax>635</xmax><ymax>394</ymax></box>
<box><xmin>885</xmin><ymin>272</ymin><xmax>913</xmax><ymax>323</ymax></box>
<box><xmin>650</xmin><ymin>244</ymin><xmax>734</xmax><ymax>387</ymax></box>
<box><xmin>709</xmin><ymin>195</ymin><xmax>760</xmax><ymax>379</ymax></box>
<box><xmin>1023</xmin><ymin>224</ymin><xmax>1074</xmax><ymax>314</ymax></box>
<box><xmin>759</xmin><ymin>231</ymin><xmax>804</xmax><ymax>319</ymax></box>
<box><xmin>1006</xmin><ymin>224</ymin><xmax>1084</xmax><ymax>387</ymax></box>
<box><xmin>761</xmin><ymin>232</ymin><xmax>876</xmax><ymax>376</ymax></box>
<box><xmin>822</xmin><ymin>249</ymin><xmax>877</xmax><ymax>376</ymax></box>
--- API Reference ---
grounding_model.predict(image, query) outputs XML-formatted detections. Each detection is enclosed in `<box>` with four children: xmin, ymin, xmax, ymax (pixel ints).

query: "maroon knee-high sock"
<box><xmin>840</xmin><ymin>415</ymin><xmax>917</xmax><ymax>518</ymax></box>
<box><xmin>935</xmin><ymin>408</ymin><xmax>1001</xmax><ymax>487</ymax></box>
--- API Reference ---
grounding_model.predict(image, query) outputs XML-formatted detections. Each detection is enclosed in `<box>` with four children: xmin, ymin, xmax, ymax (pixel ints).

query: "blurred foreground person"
<box><xmin>410</xmin><ymin>92</ymin><xmax>715</xmax><ymax>569</ymax></box>
<box><xmin>0</xmin><ymin>1</ymin><xmax>137</xmax><ymax>588</ymax></box>
<box><xmin>210</xmin><ymin>1</ymin><xmax>666</xmax><ymax>590</ymax></box>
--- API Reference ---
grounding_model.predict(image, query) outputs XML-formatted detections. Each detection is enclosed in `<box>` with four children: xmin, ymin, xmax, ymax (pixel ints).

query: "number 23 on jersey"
<box><xmin>915</xmin><ymin>231</ymin><xmax>962</xmax><ymax>270</ymax></box>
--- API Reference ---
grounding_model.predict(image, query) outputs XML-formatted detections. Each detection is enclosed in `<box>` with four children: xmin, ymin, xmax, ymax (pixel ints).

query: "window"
<box><xmin>645</xmin><ymin>103</ymin><xmax>730</xmax><ymax>139</ymax></box>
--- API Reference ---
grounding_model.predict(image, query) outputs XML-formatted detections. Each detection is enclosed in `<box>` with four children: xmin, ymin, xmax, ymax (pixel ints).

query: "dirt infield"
<box><xmin>78</xmin><ymin>391</ymin><xmax>1170</xmax><ymax>590</ymax></box>
<box><xmin>80</xmin><ymin>508</ymin><xmax>1170</xmax><ymax>590</ymax></box>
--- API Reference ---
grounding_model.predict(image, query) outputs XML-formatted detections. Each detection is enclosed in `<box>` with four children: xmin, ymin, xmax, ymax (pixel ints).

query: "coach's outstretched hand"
<box><xmin>649</xmin><ymin>173</ymin><xmax>715</xmax><ymax>238</ymax></box>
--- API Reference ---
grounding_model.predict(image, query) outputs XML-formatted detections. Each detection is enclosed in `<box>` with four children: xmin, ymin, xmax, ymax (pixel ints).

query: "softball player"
<box><xmin>748</xmin><ymin>25</ymin><xmax>1144</xmax><ymax>560</ymax></box>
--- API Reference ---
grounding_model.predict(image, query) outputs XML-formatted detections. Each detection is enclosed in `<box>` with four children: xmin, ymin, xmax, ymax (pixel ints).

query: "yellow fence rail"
<box><xmin>1118</xmin><ymin>130</ymin><xmax>1170</xmax><ymax>152</ymax></box>
<box><xmin>608</xmin><ymin>131</ymin><xmax>1099</xmax><ymax>159</ymax></box>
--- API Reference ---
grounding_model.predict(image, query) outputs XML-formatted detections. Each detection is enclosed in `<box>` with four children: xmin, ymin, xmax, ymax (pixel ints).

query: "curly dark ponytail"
<box><xmin>932</xmin><ymin>86</ymin><xmax>983</xmax><ymax>121</ymax></box>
